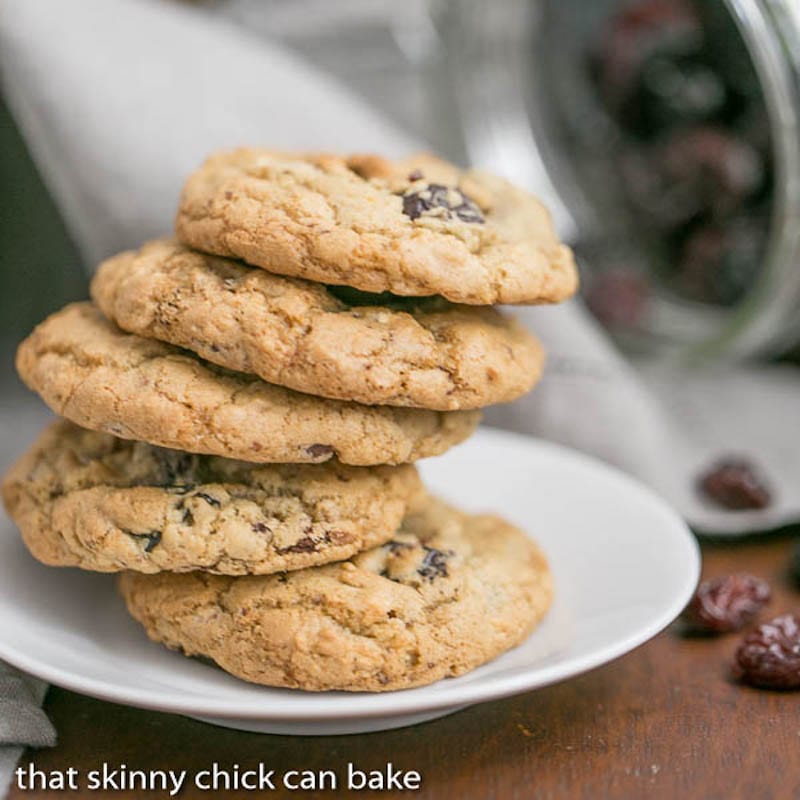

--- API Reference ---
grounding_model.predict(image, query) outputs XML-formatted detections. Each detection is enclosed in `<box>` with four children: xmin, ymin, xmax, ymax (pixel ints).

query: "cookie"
<box><xmin>118</xmin><ymin>496</ymin><xmax>553</xmax><ymax>692</ymax></box>
<box><xmin>2</xmin><ymin>420</ymin><xmax>423</xmax><ymax>575</ymax></box>
<box><xmin>15</xmin><ymin>304</ymin><xmax>480</xmax><ymax>466</ymax></box>
<box><xmin>175</xmin><ymin>149</ymin><xmax>578</xmax><ymax>306</ymax></box>
<box><xmin>92</xmin><ymin>239</ymin><xmax>545</xmax><ymax>411</ymax></box>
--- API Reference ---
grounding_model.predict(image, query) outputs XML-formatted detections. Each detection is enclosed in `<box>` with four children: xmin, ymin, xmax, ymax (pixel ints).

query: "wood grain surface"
<box><xmin>9</xmin><ymin>534</ymin><xmax>800</xmax><ymax>800</ymax></box>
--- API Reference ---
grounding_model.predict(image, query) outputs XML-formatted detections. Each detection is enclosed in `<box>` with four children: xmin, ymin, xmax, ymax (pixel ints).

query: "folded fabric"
<box><xmin>0</xmin><ymin>662</ymin><xmax>56</xmax><ymax>798</ymax></box>
<box><xmin>0</xmin><ymin>664</ymin><xmax>54</xmax><ymax>749</ymax></box>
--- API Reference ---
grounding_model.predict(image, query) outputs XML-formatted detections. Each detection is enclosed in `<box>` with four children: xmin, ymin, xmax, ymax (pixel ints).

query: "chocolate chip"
<box><xmin>698</xmin><ymin>457</ymin><xmax>771</xmax><ymax>510</ymax></box>
<box><xmin>418</xmin><ymin>546</ymin><xmax>452</xmax><ymax>580</ymax></box>
<box><xmin>407</xmin><ymin>169</ymin><xmax>424</xmax><ymax>182</ymax></box>
<box><xmin>305</xmin><ymin>444</ymin><xmax>335</xmax><ymax>461</ymax></box>
<box><xmin>402</xmin><ymin>183</ymin><xmax>484</xmax><ymax>224</ymax></box>
<box><xmin>252</xmin><ymin>522</ymin><xmax>270</xmax><ymax>534</ymax></box>
<box><xmin>127</xmin><ymin>530</ymin><xmax>162</xmax><ymax>553</ymax></box>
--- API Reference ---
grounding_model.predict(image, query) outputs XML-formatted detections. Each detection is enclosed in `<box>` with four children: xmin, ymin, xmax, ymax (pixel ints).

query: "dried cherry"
<box><xmin>682</xmin><ymin>573</ymin><xmax>770</xmax><ymax>633</ymax></box>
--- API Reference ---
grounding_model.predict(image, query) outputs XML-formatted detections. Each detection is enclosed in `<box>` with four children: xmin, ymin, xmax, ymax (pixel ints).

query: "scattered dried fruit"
<box><xmin>698</xmin><ymin>457</ymin><xmax>771</xmax><ymax>510</ymax></box>
<box><xmin>588</xmin><ymin>0</ymin><xmax>771</xmax><ymax>312</ymax></box>
<box><xmin>733</xmin><ymin>614</ymin><xmax>800</xmax><ymax>689</ymax></box>
<box><xmin>682</xmin><ymin>573</ymin><xmax>770</xmax><ymax>633</ymax></box>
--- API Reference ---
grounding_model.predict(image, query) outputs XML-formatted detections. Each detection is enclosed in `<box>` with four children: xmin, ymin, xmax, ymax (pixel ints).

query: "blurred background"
<box><xmin>2</xmin><ymin>0</ymin><xmax>799</xmax><ymax>359</ymax></box>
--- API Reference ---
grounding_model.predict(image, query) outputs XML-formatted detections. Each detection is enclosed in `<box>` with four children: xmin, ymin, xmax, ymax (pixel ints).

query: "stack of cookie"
<box><xmin>2</xmin><ymin>151</ymin><xmax>577</xmax><ymax>692</ymax></box>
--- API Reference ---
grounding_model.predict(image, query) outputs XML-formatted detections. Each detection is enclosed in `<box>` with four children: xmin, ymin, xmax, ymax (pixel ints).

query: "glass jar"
<box><xmin>433</xmin><ymin>0</ymin><xmax>800</xmax><ymax>361</ymax></box>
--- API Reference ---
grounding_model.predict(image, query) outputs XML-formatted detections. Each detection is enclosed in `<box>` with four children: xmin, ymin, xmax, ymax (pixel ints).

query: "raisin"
<box><xmin>585</xmin><ymin>269</ymin><xmax>650</xmax><ymax>331</ymax></box>
<box><xmin>733</xmin><ymin>614</ymin><xmax>800</xmax><ymax>689</ymax></box>
<box><xmin>676</xmin><ymin>219</ymin><xmax>763</xmax><ymax>306</ymax></box>
<box><xmin>305</xmin><ymin>444</ymin><xmax>334</xmax><ymax>461</ymax></box>
<box><xmin>418</xmin><ymin>546</ymin><xmax>452</xmax><ymax>581</ymax></box>
<box><xmin>252</xmin><ymin>522</ymin><xmax>270</xmax><ymax>534</ymax></box>
<box><xmin>127</xmin><ymin>530</ymin><xmax>162</xmax><ymax>553</ymax></box>
<box><xmin>278</xmin><ymin>536</ymin><xmax>318</xmax><ymax>554</ymax></box>
<box><xmin>662</xmin><ymin>128</ymin><xmax>763</xmax><ymax>211</ymax></box>
<box><xmin>402</xmin><ymin>183</ymin><xmax>484</xmax><ymax>224</ymax></box>
<box><xmin>681</xmin><ymin>574</ymin><xmax>770</xmax><ymax>634</ymax></box>
<box><xmin>698</xmin><ymin>457</ymin><xmax>771</xmax><ymax>510</ymax></box>
<box><xmin>194</xmin><ymin>491</ymin><xmax>221</xmax><ymax>508</ymax></box>
<box><xmin>407</xmin><ymin>169</ymin><xmax>424</xmax><ymax>182</ymax></box>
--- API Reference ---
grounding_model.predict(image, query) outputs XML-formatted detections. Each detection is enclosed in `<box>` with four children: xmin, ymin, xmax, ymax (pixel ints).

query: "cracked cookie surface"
<box><xmin>118</xmin><ymin>496</ymin><xmax>553</xmax><ymax>692</ymax></box>
<box><xmin>175</xmin><ymin>149</ymin><xmax>578</xmax><ymax>306</ymax></box>
<box><xmin>92</xmin><ymin>239</ymin><xmax>544</xmax><ymax>411</ymax></box>
<box><xmin>2</xmin><ymin>420</ymin><xmax>423</xmax><ymax>574</ymax></box>
<box><xmin>15</xmin><ymin>303</ymin><xmax>480</xmax><ymax>466</ymax></box>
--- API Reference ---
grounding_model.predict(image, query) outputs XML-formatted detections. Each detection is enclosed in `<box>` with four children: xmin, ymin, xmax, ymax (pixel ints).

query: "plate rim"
<box><xmin>0</xmin><ymin>428</ymin><xmax>701</xmax><ymax>721</ymax></box>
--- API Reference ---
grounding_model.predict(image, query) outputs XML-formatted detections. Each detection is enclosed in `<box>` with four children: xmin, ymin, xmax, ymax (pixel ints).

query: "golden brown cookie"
<box><xmin>92</xmin><ymin>239</ymin><xmax>545</xmax><ymax>410</ymax></box>
<box><xmin>15</xmin><ymin>303</ymin><xmax>480</xmax><ymax>465</ymax></box>
<box><xmin>2</xmin><ymin>420</ymin><xmax>423</xmax><ymax>574</ymax></box>
<box><xmin>175</xmin><ymin>149</ymin><xmax>578</xmax><ymax>306</ymax></box>
<box><xmin>119</xmin><ymin>496</ymin><xmax>553</xmax><ymax>692</ymax></box>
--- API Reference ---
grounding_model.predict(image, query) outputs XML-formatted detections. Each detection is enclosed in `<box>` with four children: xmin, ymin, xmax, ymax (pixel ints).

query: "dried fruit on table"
<box><xmin>681</xmin><ymin>573</ymin><xmax>770</xmax><ymax>633</ymax></box>
<box><xmin>733</xmin><ymin>614</ymin><xmax>800</xmax><ymax>689</ymax></box>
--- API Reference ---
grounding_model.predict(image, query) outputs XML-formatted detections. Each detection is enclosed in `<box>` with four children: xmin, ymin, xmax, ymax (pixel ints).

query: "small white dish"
<box><xmin>0</xmin><ymin>428</ymin><xmax>699</xmax><ymax>735</ymax></box>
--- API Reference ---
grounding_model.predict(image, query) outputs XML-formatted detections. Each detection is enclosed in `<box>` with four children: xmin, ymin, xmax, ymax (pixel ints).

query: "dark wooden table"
<box><xmin>9</xmin><ymin>534</ymin><xmax>800</xmax><ymax>800</ymax></box>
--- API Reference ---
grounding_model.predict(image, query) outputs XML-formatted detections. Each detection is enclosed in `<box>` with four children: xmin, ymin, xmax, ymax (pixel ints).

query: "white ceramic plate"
<box><xmin>0</xmin><ymin>428</ymin><xmax>699</xmax><ymax>735</ymax></box>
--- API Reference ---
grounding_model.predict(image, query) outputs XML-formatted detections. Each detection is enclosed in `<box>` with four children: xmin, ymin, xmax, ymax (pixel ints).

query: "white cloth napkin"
<box><xmin>1</xmin><ymin>0</ymin><xmax>799</xmax><ymax>789</ymax></box>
